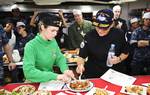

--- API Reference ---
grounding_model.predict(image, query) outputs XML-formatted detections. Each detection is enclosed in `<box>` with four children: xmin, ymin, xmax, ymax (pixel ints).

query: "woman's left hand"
<box><xmin>108</xmin><ymin>56</ymin><xmax>121</xmax><ymax>65</ymax></box>
<box><xmin>64</xmin><ymin>70</ymin><xmax>76</xmax><ymax>80</ymax></box>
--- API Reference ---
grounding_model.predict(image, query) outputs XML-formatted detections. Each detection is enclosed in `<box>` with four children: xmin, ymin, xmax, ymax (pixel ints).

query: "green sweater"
<box><xmin>23</xmin><ymin>34</ymin><xmax>68</xmax><ymax>82</ymax></box>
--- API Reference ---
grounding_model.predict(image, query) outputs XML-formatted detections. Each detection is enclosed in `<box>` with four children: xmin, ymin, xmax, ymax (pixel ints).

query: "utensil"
<box><xmin>61</xmin><ymin>83</ymin><xmax>67</xmax><ymax>90</ymax></box>
<box><xmin>104</xmin><ymin>85</ymin><xmax>108</xmax><ymax>90</ymax></box>
<box><xmin>79</xmin><ymin>73</ymin><xmax>82</xmax><ymax>80</ymax></box>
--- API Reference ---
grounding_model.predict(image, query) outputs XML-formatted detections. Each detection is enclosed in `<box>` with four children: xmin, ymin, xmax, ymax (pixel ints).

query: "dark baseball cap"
<box><xmin>93</xmin><ymin>9</ymin><xmax>114</xmax><ymax>29</ymax></box>
<box><xmin>38</xmin><ymin>13</ymin><xmax>62</xmax><ymax>27</ymax></box>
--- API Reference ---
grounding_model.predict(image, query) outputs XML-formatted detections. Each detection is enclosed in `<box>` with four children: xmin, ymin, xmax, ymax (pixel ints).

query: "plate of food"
<box><xmin>67</xmin><ymin>80</ymin><xmax>94</xmax><ymax>92</ymax></box>
<box><xmin>12</xmin><ymin>84</ymin><xmax>36</xmax><ymax>95</ymax></box>
<box><xmin>0</xmin><ymin>89</ymin><xmax>11</xmax><ymax>95</ymax></box>
<box><xmin>33</xmin><ymin>90</ymin><xmax>52</xmax><ymax>95</ymax></box>
<box><xmin>120</xmin><ymin>85</ymin><xmax>147</xmax><ymax>95</ymax></box>
<box><xmin>85</xmin><ymin>87</ymin><xmax>115</xmax><ymax>95</ymax></box>
<box><xmin>147</xmin><ymin>86</ymin><xmax>150</xmax><ymax>95</ymax></box>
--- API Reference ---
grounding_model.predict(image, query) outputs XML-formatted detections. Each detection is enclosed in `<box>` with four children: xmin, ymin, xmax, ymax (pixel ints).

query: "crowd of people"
<box><xmin>0</xmin><ymin>4</ymin><xmax>149</xmax><ymax>85</ymax></box>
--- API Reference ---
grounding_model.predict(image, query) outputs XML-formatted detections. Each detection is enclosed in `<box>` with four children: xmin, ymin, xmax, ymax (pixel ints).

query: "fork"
<box><xmin>79</xmin><ymin>73</ymin><xmax>82</xmax><ymax>80</ymax></box>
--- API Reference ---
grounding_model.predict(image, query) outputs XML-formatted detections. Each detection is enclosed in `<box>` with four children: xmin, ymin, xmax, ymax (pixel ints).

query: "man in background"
<box><xmin>113</xmin><ymin>5</ymin><xmax>128</xmax><ymax>33</ymax></box>
<box><xmin>68</xmin><ymin>9</ymin><xmax>94</xmax><ymax>50</ymax></box>
<box><xmin>0</xmin><ymin>25</ymin><xmax>16</xmax><ymax>85</ymax></box>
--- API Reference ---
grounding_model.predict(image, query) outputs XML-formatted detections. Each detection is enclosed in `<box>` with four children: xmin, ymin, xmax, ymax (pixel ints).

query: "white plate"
<box><xmin>120</xmin><ymin>85</ymin><xmax>147</xmax><ymax>95</ymax></box>
<box><xmin>142</xmin><ymin>83</ymin><xmax>150</xmax><ymax>87</ymax></box>
<box><xmin>66</xmin><ymin>80</ymin><xmax>93</xmax><ymax>92</ymax></box>
<box><xmin>85</xmin><ymin>87</ymin><xmax>115</xmax><ymax>95</ymax></box>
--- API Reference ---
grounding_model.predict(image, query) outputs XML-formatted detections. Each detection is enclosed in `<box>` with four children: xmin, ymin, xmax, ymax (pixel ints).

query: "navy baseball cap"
<box><xmin>93</xmin><ymin>9</ymin><xmax>114</xmax><ymax>29</ymax></box>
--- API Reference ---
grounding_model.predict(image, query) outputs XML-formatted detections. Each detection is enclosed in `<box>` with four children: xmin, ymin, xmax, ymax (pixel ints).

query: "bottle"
<box><xmin>106</xmin><ymin>44</ymin><xmax>115</xmax><ymax>67</ymax></box>
<box><xmin>60</xmin><ymin>34</ymin><xmax>64</xmax><ymax>43</ymax></box>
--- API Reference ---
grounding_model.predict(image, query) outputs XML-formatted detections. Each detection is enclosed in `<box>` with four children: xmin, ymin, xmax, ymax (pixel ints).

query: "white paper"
<box><xmin>100</xmin><ymin>69</ymin><xmax>136</xmax><ymax>86</ymax></box>
<box><xmin>38</xmin><ymin>80</ymin><xmax>68</xmax><ymax>91</ymax></box>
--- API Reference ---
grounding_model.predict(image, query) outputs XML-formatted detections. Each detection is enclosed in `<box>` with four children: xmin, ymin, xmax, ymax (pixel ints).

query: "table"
<box><xmin>2</xmin><ymin>75</ymin><xmax>150</xmax><ymax>95</ymax></box>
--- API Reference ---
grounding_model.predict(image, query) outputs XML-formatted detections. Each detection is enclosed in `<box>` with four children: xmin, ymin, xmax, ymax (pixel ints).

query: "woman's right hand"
<box><xmin>76</xmin><ymin>64</ymin><xmax>85</xmax><ymax>74</ymax></box>
<box><xmin>57</xmin><ymin>74</ymin><xmax>71</xmax><ymax>83</ymax></box>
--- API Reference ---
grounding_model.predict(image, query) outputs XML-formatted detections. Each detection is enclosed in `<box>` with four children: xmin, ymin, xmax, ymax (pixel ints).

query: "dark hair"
<box><xmin>4</xmin><ymin>18</ymin><xmax>16</xmax><ymax>26</ymax></box>
<box><xmin>12</xmin><ymin>8</ymin><xmax>20</xmax><ymax>12</ymax></box>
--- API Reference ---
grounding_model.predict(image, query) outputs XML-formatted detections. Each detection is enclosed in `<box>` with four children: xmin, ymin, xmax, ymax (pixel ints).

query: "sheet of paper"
<box><xmin>38</xmin><ymin>80</ymin><xmax>68</xmax><ymax>91</ymax></box>
<box><xmin>100</xmin><ymin>69</ymin><xmax>136</xmax><ymax>86</ymax></box>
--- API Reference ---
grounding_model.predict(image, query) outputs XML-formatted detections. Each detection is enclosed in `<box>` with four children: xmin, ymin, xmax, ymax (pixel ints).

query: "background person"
<box><xmin>68</xmin><ymin>9</ymin><xmax>94</xmax><ymax>50</ymax></box>
<box><xmin>130</xmin><ymin>12</ymin><xmax>150</xmax><ymax>75</ymax></box>
<box><xmin>0</xmin><ymin>25</ymin><xmax>16</xmax><ymax>85</ymax></box>
<box><xmin>15</xmin><ymin>21</ymin><xmax>35</xmax><ymax>58</ymax></box>
<box><xmin>113</xmin><ymin>5</ymin><xmax>128</xmax><ymax>33</ymax></box>
<box><xmin>3</xmin><ymin>18</ymin><xmax>16</xmax><ymax>52</ymax></box>
<box><xmin>125</xmin><ymin>17</ymin><xmax>140</xmax><ymax>75</ymax></box>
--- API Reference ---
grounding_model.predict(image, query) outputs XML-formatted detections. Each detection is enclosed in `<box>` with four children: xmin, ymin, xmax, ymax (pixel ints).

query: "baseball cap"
<box><xmin>39</xmin><ymin>13</ymin><xmax>62</xmax><ymax>27</ymax></box>
<box><xmin>72</xmin><ymin>9</ymin><xmax>82</xmax><ymax>15</ymax></box>
<box><xmin>16</xmin><ymin>22</ymin><xmax>25</xmax><ymax>27</ymax></box>
<box><xmin>142</xmin><ymin>12</ymin><xmax>150</xmax><ymax>19</ymax></box>
<box><xmin>93</xmin><ymin>9</ymin><xmax>114</xmax><ymax>28</ymax></box>
<box><xmin>130</xmin><ymin>18</ymin><xmax>139</xmax><ymax>24</ymax></box>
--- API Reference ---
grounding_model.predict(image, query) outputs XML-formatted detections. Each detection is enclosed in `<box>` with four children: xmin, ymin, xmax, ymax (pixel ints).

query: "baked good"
<box><xmin>94</xmin><ymin>88</ymin><xmax>108</xmax><ymax>95</ymax></box>
<box><xmin>125</xmin><ymin>85</ymin><xmax>143</xmax><ymax>95</ymax></box>
<box><xmin>12</xmin><ymin>85</ymin><xmax>36</xmax><ymax>95</ymax></box>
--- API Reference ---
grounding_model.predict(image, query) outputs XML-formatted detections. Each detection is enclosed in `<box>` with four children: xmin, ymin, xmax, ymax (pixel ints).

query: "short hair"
<box><xmin>113</xmin><ymin>5</ymin><xmax>121</xmax><ymax>12</ymax></box>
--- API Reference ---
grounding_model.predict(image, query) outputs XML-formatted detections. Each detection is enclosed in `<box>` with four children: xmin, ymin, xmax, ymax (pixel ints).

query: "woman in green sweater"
<box><xmin>23</xmin><ymin>13</ymin><xmax>75</xmax><ymax>83</ymax></box>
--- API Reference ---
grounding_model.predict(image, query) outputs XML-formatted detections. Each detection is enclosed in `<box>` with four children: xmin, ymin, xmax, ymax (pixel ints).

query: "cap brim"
<box><xmin>93</xmin><ymin>21</ymin><xmax>110</xmax><ymax>28</ymax></box>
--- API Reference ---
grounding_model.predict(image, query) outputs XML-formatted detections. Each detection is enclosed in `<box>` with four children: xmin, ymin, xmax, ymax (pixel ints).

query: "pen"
<box><xmin>61</xmin><ymin>83</ymin><xmax>66</xmax><ymax>90</ymax></box>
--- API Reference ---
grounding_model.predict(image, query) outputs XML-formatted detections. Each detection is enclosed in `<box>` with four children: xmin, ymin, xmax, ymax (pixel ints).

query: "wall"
<box><xmin>0</xmin><ymin>0</ymin><xmax>149</xmax><ymax>20</ymax></box>
<box><xmin>121</xmin><ymin>0</ymin><xmax>150</xmax><ymax>20</ymax></box>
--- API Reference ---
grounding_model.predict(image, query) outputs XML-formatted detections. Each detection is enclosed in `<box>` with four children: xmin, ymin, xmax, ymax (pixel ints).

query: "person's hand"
<box><xmin>108</xmin><ymin>56</ymin><xmax>120</xmax><ymax>65</ymax></box>
<box><xmin>8</xmin><ymin>63</ymin><xmax>16</xmax><ymax>71</ymax></box>
<box><xmin>4</xmin><ymin>23</ymin><xmax>12</xmax><ymax>32</ymax></box>
<box><xmin>33</xmin><ymin>11</ymin><xmax>39</xmax><ymax>16</ymax></box>
<box><xmin>57</xmin><ymin>74</ymin><xmax>71</xmax><ymax>83</ymax></box>
<box><xmin>138</xmin><ymin>40</ymin><xmax>149</xmax><ymax>47</ymax></box>
<box><xmin>64</xmin><ymin>70</ymin><xmax>75</xmax><ymax>80</ymax></box>
<box><xmin>58</xmin><ymin>9</ymin><xmax>63</xmax><ymax>17</ymax></box>
<box><xmin>76</xmin><ymin>64</ymin><xmax>85</xmax><ymax>74</ymax></box>
<box><xmin>116</xmin><ymin>21</ymin><xmax>122</xmax><ymax>29</ymax></box>
<box><xmin>76</xmin><ymin>57</ymin><xmax>85</xmax><ymax>65</ymax></box>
